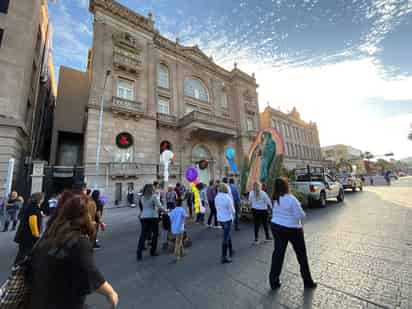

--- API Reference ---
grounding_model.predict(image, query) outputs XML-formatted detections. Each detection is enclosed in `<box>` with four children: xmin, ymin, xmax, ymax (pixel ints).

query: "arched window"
<box><xmin>158</xmin><ymin>64</ymin><xmax>169</xmax><ymax>88</ymax></box>
<box><xmin>192</xmin><ymin>145</ymin><xmax>211</xmax><ymax>159</ymax></box>
<box><xmin>184</xmin><ymin>78</ymin><xmax>209</xmax><ymax>102</ymax></box>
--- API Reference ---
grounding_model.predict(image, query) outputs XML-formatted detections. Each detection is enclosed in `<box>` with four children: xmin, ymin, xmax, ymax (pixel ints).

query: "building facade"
<box><xmin>0</xmin><ymin>0</ymin><xmax>56</xmax><ymax>196</ymax></box>
<box><xmin>82</xmin><ymin>0</ymin><xmax>259</xmax><ymax>203</ymax></box>
<box><xmin>260</xmin><ymin>106</ymin><xmax>322</xmax><ymax>170</ymax></box>
<box><xmin>321</xmin><ymin>144</ymin><xmax>365</xmax><ymax>173</ymax></box>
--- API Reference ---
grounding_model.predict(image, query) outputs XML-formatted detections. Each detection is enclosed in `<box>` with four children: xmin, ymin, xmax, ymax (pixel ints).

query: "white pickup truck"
<box><xmin>293</xmin><ymin>167</ymin><xmax>345</xmax><ymax>208</ymax></box>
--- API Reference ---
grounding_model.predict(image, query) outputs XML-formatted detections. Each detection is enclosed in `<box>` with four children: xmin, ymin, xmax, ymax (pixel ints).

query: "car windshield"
<box><xmin>336</xmin><ymin>174</ymin><xmax>351</xmax><ymax>178</ymax></box>
<box><xmin>296</xmin><ymin>174</ymin><xmax>324</xmax><ymax>182</ymax></box>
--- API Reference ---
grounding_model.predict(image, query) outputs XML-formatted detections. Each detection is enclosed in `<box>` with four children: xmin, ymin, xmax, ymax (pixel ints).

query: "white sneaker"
<box><xmin>214</xmin><ymin>225</ymin><xmax>222</xmax><ymax>229</ymax></box>
<box><xmin>253</xmin><ymin>240</ymin><xmax>259</xmax><ymax>245</ymax></box>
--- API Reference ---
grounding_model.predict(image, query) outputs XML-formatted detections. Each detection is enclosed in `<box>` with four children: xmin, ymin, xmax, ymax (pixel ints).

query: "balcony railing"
<box><xmin>157</xmin><ymin>164</ymin><xmax>181</xmax><ymax>178</ymax></box>
<box><xmin>113</xmin><ymin>52</ymin><xmax>141</xmax><ymax>74</ymax></box>
<box><xmin>157</xmin><ymin>113</ymin><xmax>178</xmax><ymax>127</ymax></box>
<box><xmin>178</xmin><ymin>111</ymin><xmax>236</xmax><ymax>130</ymax></box>
<box><xmin>109</xmin><ymin>163</ymin><xmax>156</xmax><ymax>178</ymax></box>
<box><xmin>112</xmin><ymin>96</ymin><xmax>144</xmax><ymax>116</ymax></box>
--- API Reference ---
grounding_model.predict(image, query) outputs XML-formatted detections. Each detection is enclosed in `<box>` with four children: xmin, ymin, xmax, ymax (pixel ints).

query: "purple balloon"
<box><xmin>99</xmin><ymin>194</ymin><xmax>109</xmax><ymax>206</ymax></box>
<box><xmin>185</xmin><ymin>167</ymin><xmax>198</xmax><ymax>182</ymax></box>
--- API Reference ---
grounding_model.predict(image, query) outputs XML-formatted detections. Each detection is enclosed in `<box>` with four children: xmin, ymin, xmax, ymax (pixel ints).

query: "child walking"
<box><xmin>169</xmin><ymin>202</ymin><xmax>186</xmax><ymax>263</ymax></box>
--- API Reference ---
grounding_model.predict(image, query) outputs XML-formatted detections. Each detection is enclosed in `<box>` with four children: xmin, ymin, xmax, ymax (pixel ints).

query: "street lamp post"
<box><xmin>95</xmin><ymin>70</ymin><xmax>111</xmax><ymax>190</ymax></box>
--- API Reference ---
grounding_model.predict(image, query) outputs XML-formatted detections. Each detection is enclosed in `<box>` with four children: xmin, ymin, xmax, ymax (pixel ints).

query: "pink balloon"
<box><xmin>193</xmin><ymin>177</ymin><xmax>200</xmax><ymax>185</ymax></box>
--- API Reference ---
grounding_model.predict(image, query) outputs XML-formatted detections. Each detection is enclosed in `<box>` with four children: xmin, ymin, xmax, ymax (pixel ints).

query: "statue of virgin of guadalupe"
<box><xmin>246</xmin><ymin>131</ymin><xmax>277</xmax><ymax>192</ymax></box>
<box><xmin>259</xmin><ymin>131</ymin><xmax>276</xmax><ymax>185</ymax></box>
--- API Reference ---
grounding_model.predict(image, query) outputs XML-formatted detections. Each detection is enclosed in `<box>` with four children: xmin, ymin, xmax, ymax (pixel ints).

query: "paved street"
<box><xmin>1</xmin><ymin>177</ymin><xmax>412</xmax><ymax>309</ymax></box>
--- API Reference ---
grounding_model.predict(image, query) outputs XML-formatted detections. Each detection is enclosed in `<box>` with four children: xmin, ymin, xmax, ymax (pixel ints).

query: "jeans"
<box><xmin>234</xmin><ymin>202</ymin><xmax>240</xmax><ymax>230</ymax></box>
<box><xmin>220</xmin><ymin>220</ymin><xmax>233</xmax><ymax>259</ymax></box>
<box><xmin>207</xmin><ymin>200</ymin><xmax>218</xmax><ymax>226</ymax></box>
<box><xmin>269</xmin><ymin>223</ymin><xmax>314</xmax><ymax>286</ymax></box>
<box><xmin>252</xmin><ymin>209</ymin><xmax>270</xmax><ymax>240</ymax></box>
<box><xmin>221</xmin><ymin>220</ymin><xmax>232</xmax><ymax>244</ymax></box>
<box><xmin>137</xmin><ymin>218</ymin><xmax>159</xmax><ymax>257</ymax></box>
<box><xmin>3</xmin><ymin>210</ymin><xmax>18</xmax><ymax>231</ymax></box>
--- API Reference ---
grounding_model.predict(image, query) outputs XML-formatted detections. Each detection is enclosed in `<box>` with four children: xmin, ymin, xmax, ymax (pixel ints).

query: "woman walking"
<box><xmin>14</xmin><ymin>192</ymin><xmax>44</xmax><ymax>264</ymax></box>
<box><xmin>137</xmin><ymin>184</ymin><xmax>164</xmax><ymax>261</ymax></box>
<box><xmin>249</xmin><ymin>182</ymin><xmax>272</xmax><ymax>244</ymax></box>
<box><xmin>207</xmin><ymin>180</ymin><xmax>218</xmax><ymax>228</ymax></box>
<box><xmin>29</xmin><ymin>195</ymin><xmax>118</xmax><ymax>309</ymax></box>
<box><xmin>269</xmin><ymin>178</ymin><xmax>317</xmax><ymax>290</ymax></box>
<box><xmin>215</xmin><ymin>184</ymin><xmax>235</xmax><ymax>264</ymax></box>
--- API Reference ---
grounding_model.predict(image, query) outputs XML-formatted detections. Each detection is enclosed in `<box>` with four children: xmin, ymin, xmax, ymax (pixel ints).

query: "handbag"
<box><xmin>0</xmin><ymin>258</ymin><xmax>31</xmax><ymax>309</ymax></box>
<box><xmin>0</xmin><ymin>236</ymin><xmax>42</xmax><ymax>309</ymax></box>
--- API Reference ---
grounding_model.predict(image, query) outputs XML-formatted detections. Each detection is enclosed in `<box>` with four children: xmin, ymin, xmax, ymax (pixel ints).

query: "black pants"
<box><xmin>137</xmin><ymin>218</ymin><xmax>159</xmax><ymax>257</ymax></box>
<box><xmin>269</xmin><ymin>223</ymin><xmax>314</xmax><ymax>286</ymax></box>
<box><xmin>252</xmin><ymin>209</ymin><xmax>270</xmax><ymax>240</ymax></box>
<box><xmin>14</xmin><ymin>243</ymin><xmax>33</xmax><ymax>265</ymax></box>
<box><xmin>207</xmin><ymin>200</ymin><xmax>217</xmax><ymax>226</ymax></box>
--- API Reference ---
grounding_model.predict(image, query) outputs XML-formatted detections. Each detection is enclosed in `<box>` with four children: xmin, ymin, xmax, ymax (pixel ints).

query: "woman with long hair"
<box><xmin>248</xmin><ymin>182</ymin><xmax>272</xmax><ymax>244</ymax></box>
<box><xmin>14</xmin><ymin>192</ymin><xmax>44</xmax><ymax>264</ymax></box>
<box><xmin>137</xmin><ymin>184</ymin><xmax>163</xmax><ymax>261</ymax></box>
<box><xmin>29</xmin><ymin>195</ymin><xmax>118</xmax><ymax>308</ymax></box>
<box><xmin>269</xmin><ymin>178</ymin><xmax>317</xmax><ymax>290</ymax></box>
<box><xmin>215</xmin><ymin>184</ymin><xmax>235</xmax><ymax>264</ymax></box>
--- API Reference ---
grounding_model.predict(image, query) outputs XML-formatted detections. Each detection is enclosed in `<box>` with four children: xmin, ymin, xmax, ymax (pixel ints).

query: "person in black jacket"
<box><xmin>14</xmin><ymin>192</ymin><xmax>44</xmax><ymax>264</ymax></box>
<box><xmin>91</xmin><ymin>190</ymin><xmax>104</xmax><ymax>249</ymax></box>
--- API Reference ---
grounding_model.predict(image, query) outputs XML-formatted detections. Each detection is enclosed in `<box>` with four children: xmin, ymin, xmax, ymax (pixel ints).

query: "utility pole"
<box><xmin>95</xmin><ymin>70</ymin><xmax>111</xmax><ymax>190</ymax></box>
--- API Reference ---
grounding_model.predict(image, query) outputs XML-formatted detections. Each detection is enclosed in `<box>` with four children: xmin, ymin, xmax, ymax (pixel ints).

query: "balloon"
<box><xmin>185</xmin><ymin>167</ymin><xmax>198</xmax><ymax>182</ymax></box>
<box><xmin>193</xmin><ymin>177</ymin><xmax>200</xmax><ymax>185</ymax></box>
<box><xmin>226</xmin><ymin>147</ymin><xmax>235</xmax><ymax>160</ymax></box>
<box><xmin>99</xmin><ymin>194</ymin><xmax>109</xmax><ymax>206</ymax></box>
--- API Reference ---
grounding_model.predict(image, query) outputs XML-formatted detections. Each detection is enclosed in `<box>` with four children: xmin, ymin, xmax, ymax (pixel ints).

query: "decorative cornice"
<box><xmin>90</xmin><ymin>0</ymin><xmax>154</xmax><ymax>34</ymax></box>
<box><xmin>264</xmin><ymin>106</ymin><xmax>317</xmax><ymax>128</ymax></box>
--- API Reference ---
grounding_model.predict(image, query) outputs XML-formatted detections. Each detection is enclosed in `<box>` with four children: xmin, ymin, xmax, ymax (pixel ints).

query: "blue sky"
<box><xmin>48</xmin><ymin>0</ymin><xmax>412</xmax><ymax>159</ymax></box>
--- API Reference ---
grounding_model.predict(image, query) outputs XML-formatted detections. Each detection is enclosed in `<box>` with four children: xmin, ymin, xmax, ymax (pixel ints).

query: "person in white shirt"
<box><xmin>215</xmin><ymin>184</ymin><xmax>236</xmax><ymax>264</ymax></box>
<box><xmin>269</xmin><ymin>178</ymin><xmax>317</xmax><ymax>290</ymax></box>
<box><xmin>248</xmin><ymin>182</ymin><xmax>272</xmax><ymax>244</ymax></box>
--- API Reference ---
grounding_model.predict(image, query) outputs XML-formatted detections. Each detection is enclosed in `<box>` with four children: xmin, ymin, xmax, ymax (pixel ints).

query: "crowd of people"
<box><xmin>1</xmin><ymin>175</ymin><xmax>317</xmax><ymax>307</ymax></box>
<box><xmin>131</xmin><ymin>177</ymin><xmax>317</xmax><ymax>289</ymax></box>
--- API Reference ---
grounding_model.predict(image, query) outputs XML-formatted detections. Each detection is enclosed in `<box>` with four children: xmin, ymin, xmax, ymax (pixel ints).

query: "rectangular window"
<box><xmin>0</xmin><ymin>0</ymin><xmax>10</xmax><ymax>14</ymax></box>
<box><xmin>221</xmin><ymin>93</ymin><xmax>228</xmax><ymax>109</ymax></box>
<box><xmin>271</xmin><ymin>119</ymin><xmax>276</xmax><ymax>129</ymax></box>
<box><xmin>117</xmin><ymin>78</ymin><xmax>134</xmax><ymax>100</ymax></box>
<box><xmin>247</xmin><ymin>118</ymin><xmax>254</xmax><ymax>131</ymax></box>
<box><xmin>0</xmin><ymin>28</ymin><xmax>3</xmax><ymax>47</ymax></box>
<box><xmin>158</xmin><ymin>97</ymin><xmax>170</xmax><ymax>115</ymax></box>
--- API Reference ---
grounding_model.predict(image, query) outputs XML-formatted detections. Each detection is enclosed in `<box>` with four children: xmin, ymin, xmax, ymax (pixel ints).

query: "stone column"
<box><xmin>31</xmin><ymin>161</ymin><xmax>45</xmax><ymax>194</ymax></box>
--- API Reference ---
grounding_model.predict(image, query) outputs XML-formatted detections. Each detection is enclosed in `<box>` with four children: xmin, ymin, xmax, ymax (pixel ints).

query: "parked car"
<box><xmin>293</xmin><ymin>166</ymin><xmax>344</xmax><ymax>208</ymax></box>
<box><xmin>335</xmin><ymin>173</ymin><xmax>363</xmax><ymax>192</ymax></box>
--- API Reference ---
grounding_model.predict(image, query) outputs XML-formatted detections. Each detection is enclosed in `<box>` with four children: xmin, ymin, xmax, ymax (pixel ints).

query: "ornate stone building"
<box><xmin>260</xmin><ymin>106</ymin><xmax>322</xmax><ymax>170</ymax></box>
<box><xmin>0</xmin><ymin>0</ymin><xmax>56</xmax><ymax>196</ymax></box>
<box><xmin>84</xmin><ymin>0</ymin><xmax>259</xmax><ymax>203</ymax></box>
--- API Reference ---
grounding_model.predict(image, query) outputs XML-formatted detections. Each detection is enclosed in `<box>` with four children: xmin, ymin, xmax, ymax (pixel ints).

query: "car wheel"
<box><xmin>337</xmin><ymin>190</ymin><xmax>344</xmax><ymax>202</ymax></box>
<box><xmin>360</xmin><ymin>185</ymin><xmax>363</xmax><ymax>192</ymax></box>
<box><xmin>352</xmin><ymin>187</ymin><xmax>356</xmax><ymax>192</ymax></box>
<box><xmin>318</xmin><ymin>192</ymin><xmax>327</xmax><ymax>208</ymax></box>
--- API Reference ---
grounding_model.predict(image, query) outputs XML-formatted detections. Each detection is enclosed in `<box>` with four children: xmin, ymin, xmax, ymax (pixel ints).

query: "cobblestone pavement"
<box><xmin>0</xmin><ymin>177</ymin><xmax>411</xmax><ymax>309</ymax></box>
